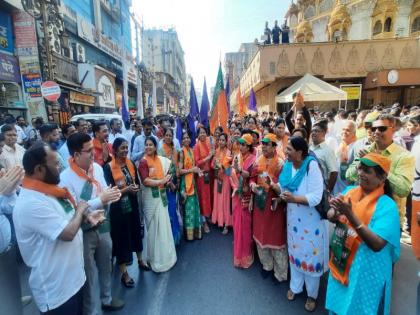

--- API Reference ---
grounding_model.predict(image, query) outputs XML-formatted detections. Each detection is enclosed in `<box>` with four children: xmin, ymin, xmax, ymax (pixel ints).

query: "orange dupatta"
<box><xmin>22</xmin><ymin>176</ymin><xmax>77</xmax><ymax>209</ymax></box>
<box><xmin>182</xmin><ymin>147</ymin><xmax>194</xmax><ymax>196</ymax></box>
<box><xmin>214</xmin><ymin>147</ymin><xmax>232</xmax><ymax>179</ymax></box>
<box><xmin>143</xmin><ymin>155</ymin><xmax>165</xmax><ymax>188</ymax></box>
<box><xmin>256</xmin><ymin>153</ymin><xmax>282</xmax><ymax>192</ymax></box>
<box><xmin>69</xmin><ymin>158</ymin><xmax>101</xmax><ymax>193</ymax></box>
<box><xmin>110</xmin><ymin>158</ymin><xmax>136</xmax><ymax>187</ymax></box>
<box><xmin>329</xmin><ymin>184</ymin><xmax>384</xmax><ymax>285</ymax></box>
<box><xmin>337</xmin><ymin>135</ymin><xmax>357</xmax><ymax>163</ymax></box>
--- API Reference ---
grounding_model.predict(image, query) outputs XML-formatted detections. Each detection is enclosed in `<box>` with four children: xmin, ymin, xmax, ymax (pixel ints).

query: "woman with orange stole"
<box><xmin>211</xmin><ymin>133</ymin><xmax>232</xmax><ymax>234</ymax></box>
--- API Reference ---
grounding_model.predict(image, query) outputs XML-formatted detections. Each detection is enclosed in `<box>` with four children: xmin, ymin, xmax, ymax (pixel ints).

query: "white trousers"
<box><xmin>290</xmin><ymin>264</ymin><xmax>321</xmax><ymax>299</ymax></box>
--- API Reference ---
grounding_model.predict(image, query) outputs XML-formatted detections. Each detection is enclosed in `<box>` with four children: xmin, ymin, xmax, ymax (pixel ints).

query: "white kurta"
<box><xmin>141</xmin><ymin>156</ymin><xmax>177</xmax><ymax>272</ymax></box>
<box><xmin>281</xmin><ymin>160</ymin><xmax>329</xmax><ymax>277</ymax></box>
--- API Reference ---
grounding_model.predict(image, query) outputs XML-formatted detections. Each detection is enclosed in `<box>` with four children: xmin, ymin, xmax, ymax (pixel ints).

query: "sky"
<box><xmin>133</xmin><ymin>0</ymin><xmax>290</xmax><ymax>91</ymax></box>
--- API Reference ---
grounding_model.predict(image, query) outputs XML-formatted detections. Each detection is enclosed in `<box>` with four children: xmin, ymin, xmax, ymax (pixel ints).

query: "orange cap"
<box><xmin>360</xmin><ymin>152</ymin><xmax>391</xmax><ymax>174</ymax></box>
<box><xmin>262</xmin><ymin>133</ymin><xmax>277</xmax><ymax>144</ymax></box>
<box><xmin>238</xmin><ymin>134</ymin><xmax>253</xmax><ymax>146</ymax></box>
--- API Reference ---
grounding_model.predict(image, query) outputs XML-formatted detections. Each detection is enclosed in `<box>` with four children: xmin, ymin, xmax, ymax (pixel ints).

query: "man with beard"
<box><xmin>40</xmin><ymin>123</ymin><xmax>66</xmax><ymax>172</ymax></box>
<box><xmin>92</xmin><ymin>121</ymin><xmax>113</xmax><ymax>167</ymax></box>
<box><xmin>346</xmin><ymin>114</ymin><xmax>415</xmax><ymax>227</ymax></box>
<box><xmin>108</xmin><ymin>118</ymin><xmax>126</xmax><ymax>145</ymax></box>
<box><xmin>60</xmin><ymin>133</ymin><xmax>124</xmax><ymax>314</ymax></box>
<box><xmin>13</xmin><ymin>143</ymin><xmax>104</xmax><ymax>314</ymax></box>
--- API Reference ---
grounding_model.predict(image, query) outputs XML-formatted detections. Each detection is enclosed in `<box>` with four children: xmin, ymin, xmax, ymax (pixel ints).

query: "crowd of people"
<box><xmin>0</xmin><ymin>96</ymin><xmax>419</xmax><ymax>314</ymax></box>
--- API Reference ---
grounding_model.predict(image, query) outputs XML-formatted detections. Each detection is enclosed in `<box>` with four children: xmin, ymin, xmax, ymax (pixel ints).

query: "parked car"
<box><xmin>69</xmin><ymin>113</ymin><xmax>127</xmax><ymax>132</ymax></box>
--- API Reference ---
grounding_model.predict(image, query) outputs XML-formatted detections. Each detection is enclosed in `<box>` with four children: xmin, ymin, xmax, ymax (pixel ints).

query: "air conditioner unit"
<box><xmin>76</xmin><ymin>43</ymin><xmax>86</xmax><ymax>63</ymax></box>
<box><xmin>48</xmin><ymin>25</ymin><xmax>61</xmax><ymax>54</ymax></box>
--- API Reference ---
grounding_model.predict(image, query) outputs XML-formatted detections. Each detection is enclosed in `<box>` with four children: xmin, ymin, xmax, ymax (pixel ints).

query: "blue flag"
<box><xmin>248</xmin><ymin>88</ymin><xmax>257</xmax><ymax>112</ymax></box>
<box><xmin>200</xmin><ymin>78</ymin><xmax>209</xmax><ymax>129</ymax></box>
<box><xmin>121</xmin><ymin>94</ymin><xmax>129</xmax><ymax>123</ymax></box>
<box><xmin>176</xmin><ymin>117</ymin><xmax>183</xmax><ymax>147</ymax></box>
<box><xmin>187</xmin><ymin>114</ymin><xmax>196</xmax><ymax>147</ymax></box>
<box><xmin>189</xmin><ymin>78</ymin><xmax>199</xmax><ymax>119</ymax></box>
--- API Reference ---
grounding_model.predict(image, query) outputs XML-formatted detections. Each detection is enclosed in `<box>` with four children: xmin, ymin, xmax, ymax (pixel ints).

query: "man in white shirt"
<box><xmin>0</xmin><ymin>124</ymin><xmax>26</xmax><ymax>170</ymax></box>
<box><xmin>13</xmin><ymin>143</ymin><xmax>103</xmax><ymax>314</ymax></box>
<box><xmin>60</xmin><ymin>133</ymin><xmax>124</xmax><ymax>314</ymax></box>
<box><xmin>108</xmin><ymin>118</ymin><xmax>127</xmax><ymax>144</ymax></box>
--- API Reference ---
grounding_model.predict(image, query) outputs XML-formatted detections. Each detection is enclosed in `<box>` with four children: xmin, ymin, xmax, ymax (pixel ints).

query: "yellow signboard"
<box><xmin>341</xmin><ymin>86</ymin><xmax>361</xmax><ymax>100</ymax></box>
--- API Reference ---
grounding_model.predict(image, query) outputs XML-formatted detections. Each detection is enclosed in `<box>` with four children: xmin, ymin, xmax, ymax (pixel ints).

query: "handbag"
<box><xmin>306</xmin><ymin>153</ymin><xmax>330</xmax><ymax>220</ymax></box>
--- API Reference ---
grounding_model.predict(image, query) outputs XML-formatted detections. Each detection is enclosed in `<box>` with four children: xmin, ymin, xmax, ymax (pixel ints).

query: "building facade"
<box><xmin>231</xmin><ymin>0</ymin><xmax>420</xmax><ymax>113</ymax></box>
<box><xmin>142</xmin><ymin>28</ymin><xmax>186</xmax><ymax>115</ymax></box>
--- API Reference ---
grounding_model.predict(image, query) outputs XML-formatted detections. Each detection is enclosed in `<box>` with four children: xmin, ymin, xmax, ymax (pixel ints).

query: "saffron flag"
<box><xmin>200</xmin><ymin>78</ymin><xmax>209</xmax><ymax>129</ymax></box>
<box><xmin>237</xmin><ymin>85</ymin><xmax>246</xmax><ymax>117</ymax></box>
<box><xmin>209</xmin><ymin>63</ymin><xmax>229</xmax><ymax>134</ymax></box>
<box><xmin>248</xmin><ymin>87</ymin><xmax>257</xmax><ymax>112</ymax></box>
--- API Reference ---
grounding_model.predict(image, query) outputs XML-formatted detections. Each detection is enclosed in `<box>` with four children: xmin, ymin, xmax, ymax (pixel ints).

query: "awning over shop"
<box><xmin>275</xmin><ymin>73</ymin><xmax>347</xmax><ymax>103</ymax></box>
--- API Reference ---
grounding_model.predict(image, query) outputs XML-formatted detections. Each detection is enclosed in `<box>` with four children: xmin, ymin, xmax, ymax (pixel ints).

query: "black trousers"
<box><xmin>40</xmin><ymin>287</ymin><xmax>83</xmax><ymax>315</ymax></box>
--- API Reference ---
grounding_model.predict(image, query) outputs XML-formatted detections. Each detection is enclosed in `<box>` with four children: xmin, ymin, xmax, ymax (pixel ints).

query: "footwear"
<box><xmin>260</xmin><ymin>269</ymin><xmax>271</xmax><ymax>279</ymax></box>
<box><xmin>120</xmin><ymin>272</ymin><xmax>135</xmax><ymax>288</ymax></box>
<box><xmin>222</xmin><ymin>226</ymin><xmax>229</xmax><ymax>235</ymax></box>
<box><xmin>203</xmin><ymin>222</ymin><xmax>210</xmax><ymax>233</ymax></box>
<box><xmin>21</xmin><ymin>295</ymin><xmax>32</xmax><ymax>307</ymax></box>
<box><xmin>102</xmin><ymin>298</ymin><xmax>125</xmax><ymax>311</ymax></box>
<box><xmin>304</xmin><ymin>297</ymin><xmax>317</xmax><ymax>312</ymax></box>
<box><xmin>138</xmin><ymin>260</ymin><xmax>151</xmax><ymax>271</ymax></box>
<box><xmin>286</xmin><ymin>290</ymin><xmax>296</xmax><ymax>301</ymax></box>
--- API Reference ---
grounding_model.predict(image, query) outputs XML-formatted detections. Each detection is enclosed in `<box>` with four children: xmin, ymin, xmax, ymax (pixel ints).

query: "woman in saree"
<box><xmin>278</xmin><ymin>136</ymin><xmax>326</xmax><ymax>312</ymax></box>
<box><xmin>326</xmin><ymin>153</ymin><xmax>400</xmax><ymax>315</ymax></box>
<box><xmin>158</xmin><ymin>127</ymin><xmax>181</xmax><ymax>245</ymax></box>
<box><xmin>193</xmin><ymin>125</ymin><xmax>214</xmax><ymax>233</ymax></box>
<box><xmin>179</xmin><ymin>131</ymin><xmax>203</xmax><ymax>240</ymax></box>
<box><xmin>103</xmin><ymin>138</ymin><xmax>147</xmax><ymax>288</ymax></box>
<box><xmin>138</xmin><ymin>137</ymin><xmax>177</xmax><ymax>273</ymax></box>
<box><xmin>229</xmin><ymin>128</ymin><xmax>241</xmax><ymax>158</ymax></box>
<box><xmin>231</xmin><ymin>133</ymin><xmax>256</xmax><ymax>268</ymax></box>
<box><xmin>211</xmin><ymin>133</ymin><xmax>232</xmax><ymax>234</ymax></box>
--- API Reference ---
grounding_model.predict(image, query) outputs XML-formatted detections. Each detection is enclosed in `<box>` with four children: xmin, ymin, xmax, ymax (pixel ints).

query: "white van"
<box><xmin>69</xmin><ymin>113</ymin><xmax>127</xmax><ymax>132</ymax></box>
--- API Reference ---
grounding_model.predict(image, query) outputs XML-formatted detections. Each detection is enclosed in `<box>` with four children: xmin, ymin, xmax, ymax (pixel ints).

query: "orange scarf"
<box><xmin>144</xmin><ymin>155</ymin><xmax>165</xmax><ymax>187</ymax></box>
<box><xmin>329</xmin><ymin>184</ymin><xmax>384</xmax><ymax>285</ymax></box>
<box><xmin>110</xmin><ymin>158</ymin><xmax>136</xmax><ymax>187</ymax></box>
<box><xmin>69</xmin><ymin>158</ymin><xmax>101</xmax><ymax>193</ymax></box>
<box><xmin>230</xmin><ymin>139</ymin><xmax>240</xmax><ymax>157</ymax></box>
<box><xmin>338</xmin><ymin>135</ymin><xmax>357</xmax><ymax>163</ymax></box>
<box><xmin>93</xmin><ymin>138</ymin><xmax>102</xmax><ymax>150</ymax></box>
<box><xmin>197</xmin><ymin>137</ymin><xmax>211</xmax><ymax>158</ymax></box>
<box><xmin>182</xmin><ymin>147</ymin><xmax>194</xmax><ymax>196</ymax></box>
<box><xmin>22</xmin><ymin>176</ymin><xmax>76</xmax><ymax>209</ymax></box>
<box><xmin>162</xmin><ymin>142</ymin><xmax>178</xmax><ymax>164</ymax></box>
<box><xmin>214</xmin><ymin>147</ymin><xmax>232</xmax><ymax>179</ymax></box>
<box><xmin>256</xmin><ymin>153</ymin><xmax>282</xmax><ymax>191</ymax></box>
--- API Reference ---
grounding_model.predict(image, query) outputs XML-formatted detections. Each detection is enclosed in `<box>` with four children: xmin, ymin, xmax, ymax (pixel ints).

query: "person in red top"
<box><xmin>250</xmin><ymin>133</ymin><xmax>287</xmax><ymax>282</ymax></box>
<box><xmin>193</xmin><ymin>125</ymin><xmax>214</xmax><ymax>233</ymax></box>
<box><xmin>92</xmin><ymin>121</ymin><xmax>113</xmax><ymax>167</ymax></box>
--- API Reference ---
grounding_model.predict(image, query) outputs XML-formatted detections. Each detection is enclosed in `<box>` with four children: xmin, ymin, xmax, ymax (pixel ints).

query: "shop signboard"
<box><xmin>340</xmin><ymin>84</ymin><xmax>362</xmax><ymax>110</ymax></box>
<box><xmin>77</xmin><ymin>15</ymin><xmax>122</xmax><ymax>60</ymax></box>
<box><xmin>22</xmin><ymin>73</ymin><xmax>42</xmax><ymax>98</ymax></box>
<box><xmin>13</xmin><ymin>11</ymin><xmax>37</xmax><ymax>56</ymax></box>
<box><xmin>70</xmin><ymin>91</ymin><xmax>95</xmax><ymax>106</ymax></box>
<box><xmin>0</xmin><ymin>52</ymin><xmax>20</xmax><ymax>82</ymax></box>
<box><xmin>0</xmin><ymin>11</ymin><xmax>14</xmax><ymax>54</ymax></box>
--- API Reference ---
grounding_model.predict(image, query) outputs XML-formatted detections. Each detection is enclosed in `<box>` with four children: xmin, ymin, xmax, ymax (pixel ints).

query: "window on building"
<box><xmin>412</xmin><ymin>17</ymin><xmax>420</xmax><ymax>33</ymax></box>
<box><xmin>373</xmin><ymin>20</ymin><xmax>382</xmax><ymax>35</ymax></box>
<box><xmin>384</xmin><ymin>17</ymin><xmax>392</xmax><ymax>32</ymax></box>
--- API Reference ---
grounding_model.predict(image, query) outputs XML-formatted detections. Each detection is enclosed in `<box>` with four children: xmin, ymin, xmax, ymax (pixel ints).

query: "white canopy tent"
<box><xmin>275</xmin><ymin>73</ymin><xmax>347</xmax><ymax>103</ymax></box>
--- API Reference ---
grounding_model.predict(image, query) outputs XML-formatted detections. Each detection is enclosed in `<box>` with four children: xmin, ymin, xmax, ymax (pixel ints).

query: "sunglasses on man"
<box><xmin>371</xmin><ymin>126</ymin><xmax>390</xmax><ymax>132</ymax></box>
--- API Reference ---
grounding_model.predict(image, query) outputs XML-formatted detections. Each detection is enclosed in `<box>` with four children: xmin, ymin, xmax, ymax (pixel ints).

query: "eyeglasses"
<box><xmin>371</xmin><ymin>126</ymin><xmax>390</xmax><ymax>132</ymax></box>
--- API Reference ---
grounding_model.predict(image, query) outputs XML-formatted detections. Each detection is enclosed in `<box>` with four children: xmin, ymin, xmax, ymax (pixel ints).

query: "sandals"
<box><xmin>203</xmin><ymin>222</ymin><xmax>210</xmax><ymax>234</ymax></box>
<box><xmin>121</xmin><ymin>272</ymin><xmax>135</xmax><ymax>288</ymax></box>
<box><xmin>222</xmin><ymin>227</ymin><xmax>229</xmax><ymax>235</ymax></box>
<box><xmin>286</xmin><ymin>290</ymin><xmax>295</xmax><ymax>301</ymax></box>
<box><xmin>138</xmin><ymin>260</ymin><xmax>151</xmax><ymax>271</ymax></box>
<box><xmin>304</xmin><ymin>297</ymin><xmax>317</xmax><ymax>312</ymax></box>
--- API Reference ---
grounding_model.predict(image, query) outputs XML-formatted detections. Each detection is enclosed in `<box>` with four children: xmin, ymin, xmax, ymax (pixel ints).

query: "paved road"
<box><xmin>21</xmin><ymin>228</ymin><xmax>419</xmax><ymax>315</ymax></box>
